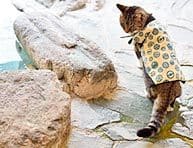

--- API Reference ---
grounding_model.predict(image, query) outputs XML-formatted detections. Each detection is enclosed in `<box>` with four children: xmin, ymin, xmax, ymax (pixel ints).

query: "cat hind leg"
<box><xmin>137</xmin><ymin>94</ymin><xmax>169</xmax><ymax>138</ymax></box>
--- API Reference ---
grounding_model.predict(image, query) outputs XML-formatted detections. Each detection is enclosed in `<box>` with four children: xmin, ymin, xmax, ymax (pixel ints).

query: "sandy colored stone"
<box><xmin>0</xmin><ymin>70</ymin><xmax>71</xmax><ymax>147</ymax></box>
<box><xmin>14</xmin><ymin>12</ymin><xmax>117</xmax><ymax>99</ymax></box>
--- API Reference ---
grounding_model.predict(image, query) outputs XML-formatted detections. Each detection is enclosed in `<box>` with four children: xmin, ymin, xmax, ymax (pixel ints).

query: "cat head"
<box><xmin>116</xmin><ymin>4</ymin><xmax>151</xmax><ymax>33</ymax></box>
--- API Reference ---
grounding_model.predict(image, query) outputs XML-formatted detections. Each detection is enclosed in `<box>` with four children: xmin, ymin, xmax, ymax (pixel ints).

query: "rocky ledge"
<box><xmin>0</xmin><ymin>70</ymin><xmax>71</xmax><ymax>147</ymax></box>
<box><xmin>14</xmin><ymin>12</ymin><xmax>117</xmax><ymax>99</ymax></box>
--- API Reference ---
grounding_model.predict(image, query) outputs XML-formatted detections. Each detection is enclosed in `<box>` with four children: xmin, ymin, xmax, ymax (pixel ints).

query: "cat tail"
<box><xmin>137</xmin><ymin>93</ymin><xmax>170</xmax><ymax>138</ymax></box>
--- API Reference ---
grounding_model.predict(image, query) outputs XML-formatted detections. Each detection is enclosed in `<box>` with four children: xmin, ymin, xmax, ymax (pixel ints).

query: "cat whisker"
<box><xmin>120</xmin><ymin>35</ymin><xmax>132</xmax><ymax>38</ymax></box>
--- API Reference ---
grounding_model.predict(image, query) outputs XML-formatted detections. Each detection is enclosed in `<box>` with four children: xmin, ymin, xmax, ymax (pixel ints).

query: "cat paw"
<box><xmin>137</xmin><ymin>127</ymin><xmax>155</xmax><ymax>138</ymax></box>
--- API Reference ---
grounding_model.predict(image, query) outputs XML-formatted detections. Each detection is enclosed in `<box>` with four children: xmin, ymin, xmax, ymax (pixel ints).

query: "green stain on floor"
<box><xmin>120</xmin><ymin>114</ymin><xmax>134</xmax><ymax>123</ymax></box>
<box><xmin>147</xmin><ymin>102</ymin><xmax>193</xmax><ymax>147</ymax></box>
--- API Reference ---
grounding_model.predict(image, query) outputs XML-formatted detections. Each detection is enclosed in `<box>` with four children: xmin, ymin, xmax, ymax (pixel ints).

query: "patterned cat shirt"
<box><xmin>133</xmin><ymin>20</ymin><xmax>185</xmax><ymax>85</ymax></box>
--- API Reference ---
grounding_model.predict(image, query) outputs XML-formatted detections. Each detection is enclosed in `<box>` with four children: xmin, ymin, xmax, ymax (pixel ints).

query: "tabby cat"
<box><xmin>117</xmin><ymin>3</ymin><xmax>185</xmax><ymax>138</ymax></box>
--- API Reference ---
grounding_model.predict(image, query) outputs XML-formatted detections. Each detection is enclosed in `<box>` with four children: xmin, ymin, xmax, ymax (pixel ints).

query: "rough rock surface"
<box><xmin>14</xmin><ymin>12</ymin><xmax>117</xmax><ymax>99</ymax></box>
<box><xmin>0</xmin><ymin>70</ymin><xmax>71</xmax><ymax>147</ymax></box>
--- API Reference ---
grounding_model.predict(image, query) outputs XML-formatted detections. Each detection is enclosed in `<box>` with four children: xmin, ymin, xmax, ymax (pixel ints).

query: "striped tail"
<box><xmin>137</xmin><ymin>94</ymin><xmax>171</xmax><ymax>138</ymax></box>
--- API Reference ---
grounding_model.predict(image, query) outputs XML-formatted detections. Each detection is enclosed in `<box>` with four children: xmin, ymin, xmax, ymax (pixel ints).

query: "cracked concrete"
<box><xmin>68</xmin><ymin>128</ymin><xmax>113</xmax><ymax>148</ymax></box>
<box><xmin>71</xmin><ymin>98</ymin><xmax>120</xmax><ymax>129</ymax></box>
<box><xmin>100</xmin><ymin>122</ymin><xmax>142</xmax><ymax>141</ymax></box>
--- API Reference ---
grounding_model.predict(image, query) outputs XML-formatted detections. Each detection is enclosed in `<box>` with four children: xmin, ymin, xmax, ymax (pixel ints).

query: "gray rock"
<box><xmin>68</xmin><ymin>128</ymin><xmax>113</xmax><ymax>148</ymax></box>
<box><xmin>0</xmin><ymin>70</ymin><xmax>71</xmax><ymax>147</ymax></box>
<box><xmin>71</xmin><ymin>99</ymin><xmax>120</xmax><ymax>129</ymax></box>
<box><xmin>172</xmin><ymin>111</ymin><xmax>193</xmax><ymax>139</ymax></box>
<box><xmin>101</xmin><ymin>122</ymin><xmax>142</xmax><ymax>141</ymax></box>
<box><xmin>154</xmin><ymin>138</ymin><xmax>191</xmax><ymax>148</ymax></box>
<box><xmin>14</xmin><ymin>12</ymin><xmax>117</xmax><ymax>99</ymax></box>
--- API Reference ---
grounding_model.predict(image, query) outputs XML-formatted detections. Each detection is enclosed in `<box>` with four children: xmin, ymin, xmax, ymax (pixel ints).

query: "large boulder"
<box><xmin>14</xmin><ymin>12</ymin><xmax>117</xmax><ymax>99</ymax></box>
<box><xmin>0</xmin><ymin>70</ymin><xmax>71</xmax><ymax>147</ymax></box>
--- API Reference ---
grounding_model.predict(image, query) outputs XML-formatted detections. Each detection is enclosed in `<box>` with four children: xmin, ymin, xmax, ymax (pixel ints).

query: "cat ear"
<box><xmin>116</xmin><ymin>4</ymin><xmax>127</xmax><ymax>13</ymax></box>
